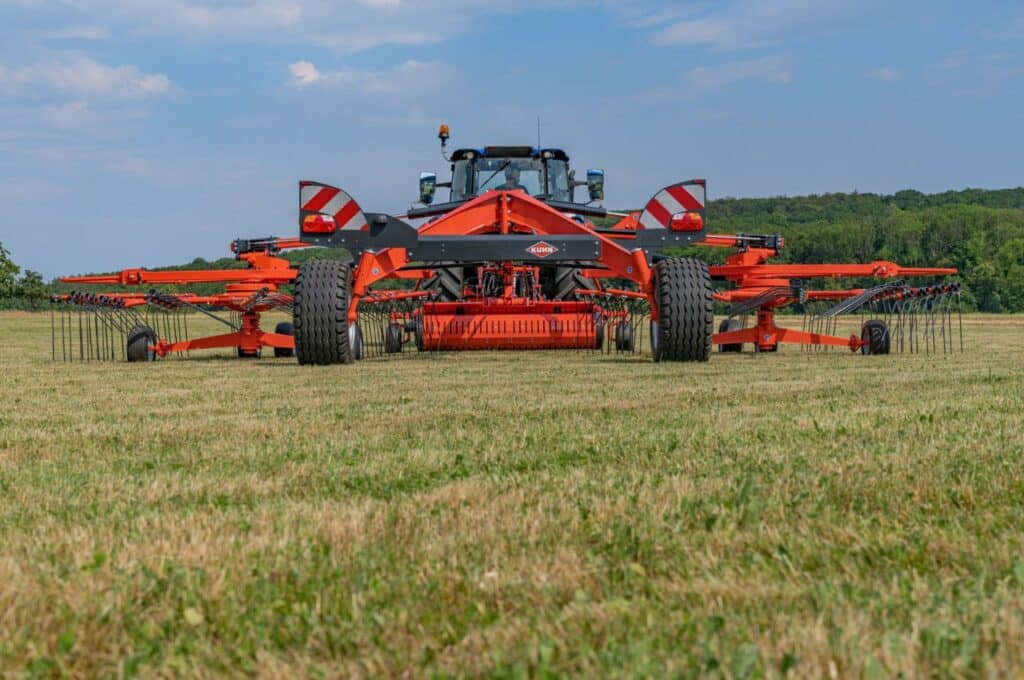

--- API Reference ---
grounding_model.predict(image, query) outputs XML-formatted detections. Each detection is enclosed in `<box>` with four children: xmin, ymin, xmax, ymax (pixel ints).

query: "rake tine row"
<box><xmin>801</xmin><ymin>282</ymin><xmax>963</xmax><ymax>355</ymax></box>
<box><xmin>49</xmin><ymin>292</ymin><xmax>195</xmax><ymax>362</ymax></box>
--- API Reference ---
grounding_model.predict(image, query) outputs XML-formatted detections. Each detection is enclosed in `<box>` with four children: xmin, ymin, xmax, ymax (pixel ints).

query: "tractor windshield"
<box><xmin>451</xmin><ymin>157</ymin><xmax>573</xmax><ymax>202</ymax></box>
<box><xmin>477</xmin><ymin>158</ymin><xmax>543</xmax><ymax>194</ymax></box>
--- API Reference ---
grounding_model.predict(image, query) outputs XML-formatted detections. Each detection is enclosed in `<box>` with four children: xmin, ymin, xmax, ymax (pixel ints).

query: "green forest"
<box><xmin>2</xmin><ymin>186</ymin><xmax>1023</xmax><ymax>311</ymax></box>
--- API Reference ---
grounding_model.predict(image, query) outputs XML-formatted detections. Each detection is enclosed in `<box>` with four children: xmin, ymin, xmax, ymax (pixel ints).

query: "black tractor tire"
<box><xmin>543</xmin><ymin>266</ymin><xmax>597</xmax><ymax>301</ymax></box>
<box><xmin>651</xmin><ymin>258</ymin><xmax>714</xmax><ymax>362</ymax></box>
<box><xmin>717</xmin><ymin>318</ymin><xmax>744</xmax><ymax>353</ymax></box>
<box><xmin>615</xmin><ymin>322</ymin><xmax>635</xmax><ymax>352</ymax></box>
<box><xmin>861</xmin><ymin>319</ymin><xmax>891</xmax><ymax>355</ymax></box>
<box><xmin>384</xmin><ymin>323</ymin><xmax>403</xmax><ymax>354</ymax></box>
<box><xmin>423</xmin><ymin>265</ymin><xmax>465</xmax><ymax>301</ymax></box>
<box><xmin>293</xmin><ymin>260</ymin><xmax>355</xmax><ymax>365</ymax></box>
<box><xmin>126</xmin><ymin>325</ymin><xmax>157</xmax><ymax>363</ymax></box>
<box><xmin>273</xmin><ymin>321</ymin><xmax>294</xmax><ymax>358</ymax></box>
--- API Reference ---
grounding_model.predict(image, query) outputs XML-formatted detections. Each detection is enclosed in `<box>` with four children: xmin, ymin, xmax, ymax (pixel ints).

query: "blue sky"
<box><xmin>0</xmin><ymin>0</ymin><xmax>1022</xmax><ymax>278</ymax></box>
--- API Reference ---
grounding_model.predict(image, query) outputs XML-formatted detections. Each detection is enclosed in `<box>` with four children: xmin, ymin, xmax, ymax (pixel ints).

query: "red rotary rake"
<box><xmin>698</xmin><ymin>234</ymin><xmax>961</xmax><ymax>354</ymax></box>
<box><xmin>50</xmin><ymin>125</ymin><xmax>961</xmax><ymax>363</ymax></box>
<box><xmin>51</xmin><ymin>237</ymin><xmax>304</xmax><ymax>361</ymax></box>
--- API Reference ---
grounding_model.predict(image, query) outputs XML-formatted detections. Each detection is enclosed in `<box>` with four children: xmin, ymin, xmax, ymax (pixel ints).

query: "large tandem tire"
<box><xmin>651</xmin><ymin>258</ymin><xmax>714</xmax><ymax>363</ymax></box>
<box><xmin>293</xmin><ymin>260</ymin><xmax>355</xmax><ymax>365</ymax></box>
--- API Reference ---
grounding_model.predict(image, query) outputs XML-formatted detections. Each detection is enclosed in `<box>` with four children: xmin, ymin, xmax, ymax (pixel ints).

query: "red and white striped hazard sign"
<box><xmin>639</xmin><ymin>181</ymin><xmax>706</xmax><ymax>230</ymax></box>
<box><xmin>299</xmin><ymin>181</ymin><xmax>367</xmax><ymax>232</ymax></box>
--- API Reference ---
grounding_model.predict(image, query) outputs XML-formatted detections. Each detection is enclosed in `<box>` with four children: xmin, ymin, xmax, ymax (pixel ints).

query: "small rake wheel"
<box><xmin>351</xmin><ymin>323</ymin><xmax>364</xmax><ymax>360</ymax></box>
<box><xmin>126</xmin><ymin>325</ymin><xmax>157</xmax><ymax>363</ymax></box>
<box><xmin>384</xmin><ymin>323</ymin><xmax>403</xmax><ymax>354</ymax></box>
<box><xmin>293</xmin><ymin>260</ymin><xmax>355</xmax><ymax>365</ymax></box>
<box><xmin>274</xmin><ymin>321</ymin><xmax>294</xmax><ymax>358</ymax></box>
<box><xmin>860</xmin><ymin>319</ymin><xmax>891</xmax><ymax>355</ymax></box>
<box><xmin>651</xmin><ymin>258</ymin><xmax>714</xmax><ymax>362</ymax></box>
<box><xmin>615</xmin><ymin>321</ymin><xmax>634</xmax><ymax>352</ymax></box>
<box><xmin>717</xmin><ymin>318</ymin><xmax>744</xmax><ymax>353</ymax></box>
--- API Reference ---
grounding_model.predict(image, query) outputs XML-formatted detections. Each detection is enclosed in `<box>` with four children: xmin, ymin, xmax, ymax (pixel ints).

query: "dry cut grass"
<box><xmin>0</xmin><ymin>312</ymin><xmax>1022</xmax><ymax>677</ymax></box>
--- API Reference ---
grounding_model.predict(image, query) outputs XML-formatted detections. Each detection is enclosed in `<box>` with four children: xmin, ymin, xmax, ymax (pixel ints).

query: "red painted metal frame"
<box><xmin>347</xmin><ymin>191</ymin><xmax>655</xmax><ymax>332</ymax></box>
<box><xmin>698</xmin><ymin>237</ymin><xmax>958</xmax><ymax>351</ymax></box>
<box><xmin>60</xmin><ymin>238</ymin><xmax>306</xmax><ymax>357</ymax></box>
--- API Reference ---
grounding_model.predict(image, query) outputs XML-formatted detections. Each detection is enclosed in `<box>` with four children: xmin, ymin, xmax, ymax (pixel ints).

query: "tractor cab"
<box><xmin>449</xmin><ymin>147</ymin><xmax>572</xmax><ymax>202</ymax></box>
<box><xmin>417</xmin><ymin>127</ymin><xmax>605</xmax><ymax>211</ymax></box>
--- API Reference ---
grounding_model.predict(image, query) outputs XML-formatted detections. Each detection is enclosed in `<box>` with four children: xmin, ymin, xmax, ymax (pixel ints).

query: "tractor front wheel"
<box><xmin>293</xmin><ymin>260</ymin><xmax>356</xmax><ymax>365</ymax></box>
<box><xmin>651</xmin><ymin>258</ymin><xmax>713</xmax><ymax>362</ymax></box>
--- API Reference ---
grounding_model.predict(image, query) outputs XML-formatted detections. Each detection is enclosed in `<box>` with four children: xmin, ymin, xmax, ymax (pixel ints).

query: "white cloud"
<box><xmin>870</xmin><ymin>66</ymin><xmax>900</xmax><ymax>81</ymax></box>
<box><xmin>0</xmin><ymin>55</ymin><xmax>171</xmax><ymax>98</ymax></box>
<box><xmin>684</xmin><ymin>55</ymin><xmax>792</xmax><ymax>89</ymax></box>
<box><xmin>41</xmin><ymin>25</ymin><xmax>111</xmax><ymax>40</ymax></box>
<box><xmin>288</xmin><ymin>61</ymin><xmax>320</xmax><ymax>86</ymax></box>
<box><xmin>30</xmin><ymin>0</ymin><xmax>588</xmax><ymax>52</ymax></box>
<box><xmin>41</xmin><ymin>100</ymin><xmax>91</xmax><ymax>126</ymax></box>
<box><xmin>640</xmin><ymin>0</ymin><xmax>873</xmax><ymax>50</ymax></box>
<box><xmin>652</xmin><ymin>18</ymin><xmax>736</xmax><ymax>47</ymax></box>
<box><xmin>933</xmin><ymin>49</ymin><xmax>1024</xmax><ymax>96</ymax></box>
<box><xmin>287</xmin><ymin>59</ymin><xmax>447</xmax><ymax>95</ymax></box>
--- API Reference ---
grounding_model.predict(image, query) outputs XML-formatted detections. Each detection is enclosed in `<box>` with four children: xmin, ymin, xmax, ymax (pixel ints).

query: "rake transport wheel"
<box><xmin>717</xmin><ymin>318</ymin><xmax>744</xmax><ymax>353</ymax></box>
<box><xmin>126</xmin><ymin>324</ymin><xmax>157</xmax><ymax>363</ymax></box>
<box><xmin>860</xmin><ymin>319</ymin><xmax>891</xmax><ymax>355</ymax></box>
<box><xmin>651</xmin><ymin>258</ymin><xmax>713</xmax><ymax>362</ymax></box>
<box><xmin>293</xmin><ymin>260</ymin><xmax>355</xmax><ymax>365</ymax></box>
<box><xmin>273</xmin><ymin>322</ymin><xmax>295</xmax><ymax>358</ymax></box>
<box><xmin>237</xmin><ymin>348</ymin><xmax>261</xmax><ymax>359</ymax></box>
<box><xmin>594</xmin><ymin>314</ymin><xmax>606</xmax><ymax>350</ymax></box>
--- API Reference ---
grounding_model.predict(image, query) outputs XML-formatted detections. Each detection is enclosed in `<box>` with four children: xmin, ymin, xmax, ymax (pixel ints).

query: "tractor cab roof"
<box><xmin>450</xmin><ymin>147</ymin><xmax>570</xmax><ymax>162</ymax></box>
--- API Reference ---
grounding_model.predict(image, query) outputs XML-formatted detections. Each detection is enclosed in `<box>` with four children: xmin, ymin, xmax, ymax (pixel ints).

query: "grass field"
<box><xmin>1</xmin><ymin>311</ymin><xmax>1022</xmax><ymax>677</ymax></box>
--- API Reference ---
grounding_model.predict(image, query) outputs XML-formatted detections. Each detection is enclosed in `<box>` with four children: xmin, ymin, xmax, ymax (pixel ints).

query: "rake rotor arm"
<box><xmin>710</xmin><ymin>261</ymin><xmax>957</xmax><ymax>281</ymax></box>
<box><xmin>62</xmin><ymin>266</ymin><xmax>297</xmax><ymax>286</ymax></box>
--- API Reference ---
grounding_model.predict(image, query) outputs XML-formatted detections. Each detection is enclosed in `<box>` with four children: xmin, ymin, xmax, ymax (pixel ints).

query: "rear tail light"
<box><xmin>670</xmin><ymin>212</ymin><xmax>704</xmax><ymax>232</ymax></box>
<box><xmin>302</xmin><ymin>214</ymin><xmax>336</xmax><ymax>234</ymax></box>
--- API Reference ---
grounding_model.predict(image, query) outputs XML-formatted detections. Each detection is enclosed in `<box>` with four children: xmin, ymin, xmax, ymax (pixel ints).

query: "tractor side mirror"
<box><xmin>419</xmin><ymin>172</ymin><xmax>437</xmax><ymax>205</ymax></box>
<box><xmin>586</xmin><ymin>169</ymin><xmax>605</xmax><ymax>202</ymax></box>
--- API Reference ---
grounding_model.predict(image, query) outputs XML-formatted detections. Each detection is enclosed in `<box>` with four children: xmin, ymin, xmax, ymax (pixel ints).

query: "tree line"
<box><xmin>2</xmin><ymin>186</ymin><xmax>1023</xmax><ymax>311</ymax></box>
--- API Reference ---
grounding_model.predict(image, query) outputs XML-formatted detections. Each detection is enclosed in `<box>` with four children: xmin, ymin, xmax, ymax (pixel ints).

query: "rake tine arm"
<box><xmin>62</xmin><ymin>268</ymin><xmax>296</xmax><ymax>286</ymax></box>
